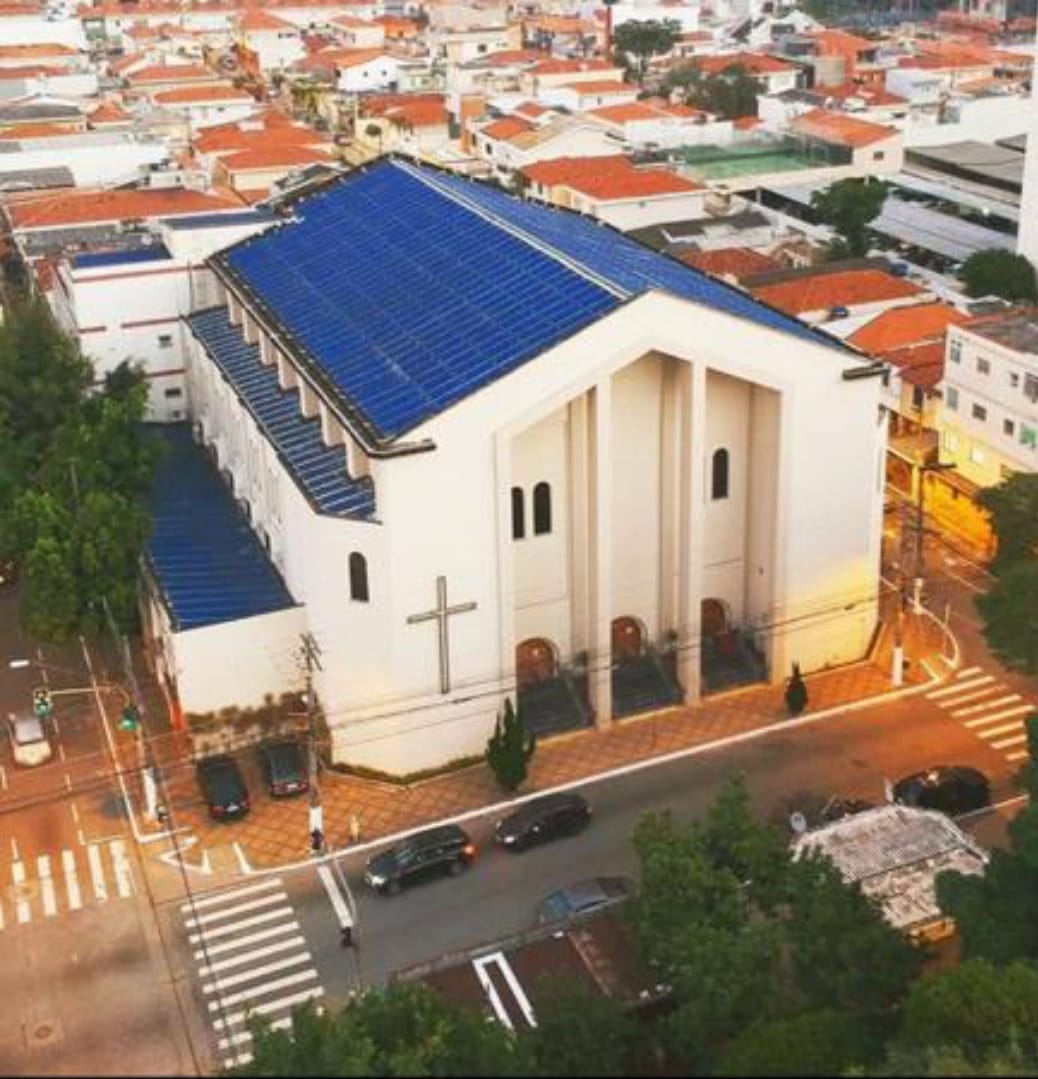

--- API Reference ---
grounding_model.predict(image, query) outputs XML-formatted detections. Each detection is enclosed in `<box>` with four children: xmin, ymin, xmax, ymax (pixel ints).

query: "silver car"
<box><xmin>9</xmin><ymin>713</ymin><xmax>53</xmax><ymax>768</ymax></box>
<box><xmin>536</xmin><ymin>876</ymin><xmax>633</xmax><ymax>925</ymax></box>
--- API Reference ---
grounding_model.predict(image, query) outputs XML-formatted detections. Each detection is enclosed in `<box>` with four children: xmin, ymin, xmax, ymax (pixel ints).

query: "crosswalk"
<box><xmin>928</xmin><ymin>666</ymin><xmax>1038</xmax><ymax>763</ymax></box>
<box><xmin>0</xmin><ymin>840</ymin><xmax>135</xmax><ymax>928</ymax></box>
<box><xmin>183</xmin><ymin>877</ymin><xmax>323</xmax><ymax>1070</ymax></box>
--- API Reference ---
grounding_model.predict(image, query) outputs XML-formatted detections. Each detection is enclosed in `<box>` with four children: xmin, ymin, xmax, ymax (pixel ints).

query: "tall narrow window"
<box><xmin>511</xmin><ymin>486</ymin><xmax>525</xmax><ymax>540</ymax></box>
<box><xmin>711</xmin><ymin>448</ymin><xmax>729</xmax><ymax>501</ymax></box>
<box><xmin>533</xmin><ymin>481</ymin><xmax>552</xmax><ymax>535</ymax></box>
<box><xmin>349</xmin><ymin>552</ymin><xmax>369</xmax><ymax>603</ymax></box>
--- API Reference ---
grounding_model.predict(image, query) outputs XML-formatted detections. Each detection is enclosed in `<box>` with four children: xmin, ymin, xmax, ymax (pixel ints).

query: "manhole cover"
<box><xmin>24</xmin><ymin>1017</ymin><xmax>63</xmax><ymax>1049</ymax></box>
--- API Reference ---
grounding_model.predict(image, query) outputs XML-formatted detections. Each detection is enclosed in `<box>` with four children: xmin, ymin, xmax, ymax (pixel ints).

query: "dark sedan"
<box><xmin>196</xmin><ymin>755</ymin><xmax>250</xmax><ymax>820</ymax></box>
<box><xmin>892</xmin><ymin>765</ymin><xmax>991</xmax><ymax>817</ymax></box>
<box><xmin>259</xmin><ymin>739</ymin><xmax>309</xmax><ymax>798</ymax></box>
<box><xmin>494</xmin><ymin>792</ymin><xmax>591</xmax><ymax>852</ymax></box>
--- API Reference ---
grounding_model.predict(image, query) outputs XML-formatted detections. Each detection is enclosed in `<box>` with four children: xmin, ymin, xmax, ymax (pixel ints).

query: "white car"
<box><xmin>9</xmin><ymin>713</ymin><xmax>53</xmax><ymax>767</ymax></box>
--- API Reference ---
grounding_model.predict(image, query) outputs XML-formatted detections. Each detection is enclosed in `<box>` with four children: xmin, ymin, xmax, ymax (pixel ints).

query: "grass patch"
<box><xmin>328</xmin><ymin>753</ymin><xmax>485</xmax><ymax>786</ymax></box>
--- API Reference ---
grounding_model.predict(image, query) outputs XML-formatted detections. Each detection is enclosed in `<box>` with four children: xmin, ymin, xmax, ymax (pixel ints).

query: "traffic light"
<box><xmin>32</xmin><ymin>688</ymin><xmax>52</xmax><ymax>719</ymax></box>
<box><xmin>119</xmin><ymin>704</ymin><xmax>140</xmax><ymax>732</ymax></box>
<box><xmin>309</xmin><ymin>828</ymin><xmax>324</xmax><ymax>855</ymax></box>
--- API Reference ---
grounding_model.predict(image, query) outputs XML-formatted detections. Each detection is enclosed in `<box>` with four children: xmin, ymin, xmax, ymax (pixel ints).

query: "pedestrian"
<box><xmin>340</xmin><ymin>924</ymin><xmax>353</xmax><ymax>948</ymax></box>
<box><xmin>349</xmin><ymin>813</ymin><xmax>361</xmax><ymax>844</ymax></box>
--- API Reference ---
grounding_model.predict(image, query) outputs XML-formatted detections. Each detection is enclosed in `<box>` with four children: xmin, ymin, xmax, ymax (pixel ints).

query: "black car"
<box><xmin>196</xmin><ymin>755</ymin><xmax>250</xmax><ymax>820</ymax></box>
<box><xmin>364</xmin><ymin>824</ymin><xmax>476</xmax><ymax>895</ymax></box>
<box><xmin>893</xmin><ymin>765</ymin><xmax>991</xmax><ymax>816</ymax></box>
<box><xmin>259</xmin><ymin>739</ymin><xmax>309</xmax><ymax>798</ymax></box>
<box><xmin>494</xmin><ymin>792</ymin><xmax>591</xmax><ymax>852</ymax></box>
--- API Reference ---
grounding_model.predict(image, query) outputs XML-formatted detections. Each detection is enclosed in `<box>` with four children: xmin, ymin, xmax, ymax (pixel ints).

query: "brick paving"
<box><xmin>128</xmin><ymin>602</ymin><xmax>947</xmax><ymax>872</ymax></box>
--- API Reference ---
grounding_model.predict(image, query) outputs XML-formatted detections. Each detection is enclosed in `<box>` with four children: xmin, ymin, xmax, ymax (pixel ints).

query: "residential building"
<box><xmin>749</xmin><ymin>266</ymin><xmax>928</xmax><ymax>325</ymax></box>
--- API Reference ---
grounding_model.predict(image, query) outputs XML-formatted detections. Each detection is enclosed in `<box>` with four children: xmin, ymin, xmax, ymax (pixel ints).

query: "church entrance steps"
<box><xmin>518</xmin><ymin>677</ymin><xmax>591</xmax><ymax>739</ymax></box>
<box><xmin>611</xmin><ymin>654</ymin><xmax>682</xmax><ymax>719</ymax></box>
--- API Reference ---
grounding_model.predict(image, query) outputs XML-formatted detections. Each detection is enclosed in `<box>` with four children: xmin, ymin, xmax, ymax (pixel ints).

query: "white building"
<box><xmin>149</xmin><ymin>158</ymin><xmax>887</xmax><ymax>775</ymax></box>
<box><xmin>1017</xmin><ymin>52</ymin><xmax>1038</xmax><ymax>267</ymax></box>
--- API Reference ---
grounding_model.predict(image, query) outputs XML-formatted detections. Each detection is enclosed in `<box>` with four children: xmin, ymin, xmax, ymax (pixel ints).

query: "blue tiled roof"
<box><xmin>148</xmin><ymin>425</ymin><xmax>298</xmax><ymax>632</ymax></box>
<box><xmin>215</xmin><ymin>159</ymin><xmax>842</xmax><ymax>443</ymax></box>
<box><xmin>162</xmin><ymin>210</ymin><xmax>278</xmax><ymax>230</ymax></box>
<box><xmin>188</xmin><ymin>307</ymin><xmax>376</xmax><ymax>519</ymax></box>
<box><xmin>73</xmin><ymin>244</ymin><xmax>170</xmax><ymax>269</ymax></box>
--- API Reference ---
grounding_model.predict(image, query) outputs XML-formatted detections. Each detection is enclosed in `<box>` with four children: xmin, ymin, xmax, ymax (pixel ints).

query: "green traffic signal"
<box><xmin>32</xmin><ymin>688</ymin><xmax>52</xmax><ymax>719</ymax></box>
<box><xmin>119</xmin><ymin>705</ymin><xmax>140</xmax><ymax>732</ymax></box>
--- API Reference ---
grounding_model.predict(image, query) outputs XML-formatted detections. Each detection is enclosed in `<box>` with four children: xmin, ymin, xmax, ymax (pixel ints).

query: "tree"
<box><xmin>612</xmin><ymin>18</ymin><xmax>680</xmax><ymax>83</ymax></box>
<box><xmin>960</xmin><ymin>249</ymin><xmax>1038</xmax><ymax>304</ymax></box>
<box><xmin>785</xmin><ymin>662</ymin><xmax>808</xmax><ymax>716</ymax></box>
<box><xmin>485</xmin><ymin>696</ymin><xmax>536</xmax><ymax>792</ymax></box>
<box><xmin>717</xmin><ymin>1008</ymin><xmax>868</xmax><ymax>1077</ymax></box>
<box><xmin>811</xmin><ymin>178</ymin><xmax>887</xmax><ymax>258</ymax></box>
<box><xmin>663</xmin><ymin>61</ymin><xmax>761</xmax><ymax>120</ymax></box>
<box><xmin>976</xmin><ymin>472</ymin><xmax>1038</xmax><ymax>573</ymax></box>
<box><xmin>975</xmin><ymin>561</ymin><xmax>1038</xmax><ymax>675</ymax></box>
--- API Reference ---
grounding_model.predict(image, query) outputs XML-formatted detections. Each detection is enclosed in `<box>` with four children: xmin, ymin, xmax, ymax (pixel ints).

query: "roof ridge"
<box><xmin>392</xmin><ymin>158</ymin><xmax>629</xmax><ymax>302</ymax></box>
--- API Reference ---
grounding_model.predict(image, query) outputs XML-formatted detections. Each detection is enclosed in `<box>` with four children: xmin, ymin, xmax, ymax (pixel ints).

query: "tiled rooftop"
<box><xmin>752</xmin><ymin>269</ymin><xmax>923</xmax><ymax>316</ymax></box>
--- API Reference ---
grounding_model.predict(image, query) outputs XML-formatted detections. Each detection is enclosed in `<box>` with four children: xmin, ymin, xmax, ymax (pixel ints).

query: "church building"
<box><xmin>142</xmin><ymin>157</ymin><xmax>887</xmax><ymax>775</ymax></box>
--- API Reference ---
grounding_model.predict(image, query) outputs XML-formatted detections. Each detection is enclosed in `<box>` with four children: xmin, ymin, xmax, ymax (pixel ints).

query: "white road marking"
<box><xmin>317</xmin><ymin>864</ymin><xmax>352</xmax><ymax>928</ymax></box>
<box><xmin>0</xmin><ymin>765</ymin><xmax>7</xmax><ymax>791</ymax></box>
<box><xmin>198</xmin><ymin>936</ymin><xmax>307</xmax><ymax>978</ymax></box>
<box><xmin>62</xmin><ymin>849</ymin><xmax>81</xmax><ymax>911</ymax></box>
<box><xmin>9</xmin><ymin>838</ymin><xmax>18</xmax><ymax>862</ymax></box>
<box><xmin>110</xmin><ymin>840</ymin><xmax>133</xmax><ymax>898</ymax></box>
<box><xmin>223</xmin><ymin>1053</ymin><xmax>254</xmax><ymax>1069</ymax></box>
<box><xmin>69</xmin><ymin>802</ymin><xmax>79</xmax><ymax>822</ymax></box>
<box><xmin>181</xmin><ymin>877</ymin><xmax>281</xmax><ymax>914</ymax></box>
<box><xmin>184</xmin><ymin>892</ymin><xmax>286</xmax><ymax>929</ymax></box>
<box><xmin>927</xmin><ymin>675</ymin><xmax>995</xmax><ymax>699</ymax></box>
<box><xmin>977</xmin><ymin>721</ymin><xmax>1028</xmax><ymax>740</ymax></box>
<box><xmin>956</xmin><ymin>666</ymin><xmax>982</xmax><ymax>679</ymax></box>
<box><xmin>951</xmin><ymin>694</ymin><xmax>1022</xmax><ymax>718</ymax></box>
<box><xmin>936</xmin><ymin>686</ymin><xmax>1003</xmax><ymax>709</ymax></box>
<box><xmin>37</xmin><ymin>855</ymin><xmax>57</xmax><ymax>918</ymax></box>
<box><xmin>193</xmin><ymin>922</ymin><xmax>301</xmax><ymax>961</ymax></box>
<box><xmin>86</xmin><ymin>844</ymin><xmax>107</xmax><ymax>903</ymax></box>
<box><xmin>212</xmin><ymin>987</ymin><xmax>324</xmax><ymax>1032</ymax></box>
<box><xmin>991</xmin><ymin>733</ymin><xmax>1029</xmax><ymax>749</ymax></box>
<box><xmin>472</xmin><ymin>953</ymin><xmax>515</xmax><ymax>1030</ymax></box>
<box><xmin>189</xmin><ymin>907</ymin><xmax>295</xmax><ymax>945</ymax></box>
<box><xmin>11</xmin><ymin>862</ymin><xmax>30</xmax><ymax>924</ymax></box>
<box><xmin>203</xmin><ymin>952</ymin><xmax>313</xmax><ymax>995</ymax></box>
<box><xmin>217</xmin><ymin>1017</ymin><xmax>292</xmax><ymax>1051</ymax></box>
<box><xmin>1007</xmin><ymin>749</ymin><xmax>1030</xmax><ymax>762</ymax></box>
<box><xmin>207</xmin><ymin>968</ymin><xmax>318</xmax><ymax>1012</ymax></box>
<box><xmin>964</xmin><ymin>705</ymin><xmax>1035</xmax><ymax>728</ymax></box>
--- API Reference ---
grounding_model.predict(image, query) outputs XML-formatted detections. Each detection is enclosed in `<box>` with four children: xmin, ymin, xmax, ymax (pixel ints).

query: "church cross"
<box><xmin>406</xmin><ymin>576</ymin><xmax>477</xmax><ymax>695</ymax></box>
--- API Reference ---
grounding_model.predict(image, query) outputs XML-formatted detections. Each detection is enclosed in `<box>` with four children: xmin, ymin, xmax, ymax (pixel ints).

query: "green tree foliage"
<box><xmin>976</xmin><ymin>472</ymin><xmax>1038</xmax><ymax>573</ymax></box>
<box><xmin>960</xmin><ymin>249</ymin><xmax>1038</xmax><ymax>303</ymax></box>
<box><xmin>486</xmin><ymin>696</ymin><xmax>536</xmax><ymax>792</ymax></box>
<box><xmin>717</xmin><ymin>1008</ymin><xmax>867</xmax><ymax>1077</ymax></box>
<box><xmin>896</xmin><ymin>960</ymin><xmax>1038</xmax><ymax>1064</ymax></box>
<box><xmin>811</xmin><ymin>178</ymin><xmax>888</xmax><ymax>258</ymax></box>
<box><xmin>975</xmin><ymin>561</ymin><xmax>1038</xmax><ymax>675</ymax></box>
<box><xmin>865</xmin><ymin>1039</ymin><xmax>1038</xmax><ymax>1076</ymax></box>
<box><xmin>785</xmin><ymin>661</ymin><xmax>808</xmax><ymax>716</ymax></box>
<box><xmin>612</xmin><ymin>18</ymin><xmax>680</xmax><ymax>83</ymax></box>
<box><xmin>663</xmin><ymin>61</ymin><xmax>762</xmax><ymax>119</ymax></box>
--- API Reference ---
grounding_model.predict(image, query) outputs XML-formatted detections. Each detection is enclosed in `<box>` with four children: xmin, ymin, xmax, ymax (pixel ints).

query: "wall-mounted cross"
<box><xmin>406</xmin><ymin>576</ymin><xmax>477</xmax><ymax>695</ymax></box>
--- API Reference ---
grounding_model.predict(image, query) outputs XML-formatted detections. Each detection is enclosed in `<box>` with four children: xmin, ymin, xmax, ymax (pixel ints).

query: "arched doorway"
<box><xmin>611</xmin><ymin>616</ymin><xmax>645</xmax><ymax>661</ymax></box>
<box><xmin>516</xmin><ymin>637</ymin><xmax>559</xmax><ymax>688</ymax></box>
<box><xmin>701</xmin><ymin>598</ymin><xmax>730</xmax><ymax>639</ymax></box>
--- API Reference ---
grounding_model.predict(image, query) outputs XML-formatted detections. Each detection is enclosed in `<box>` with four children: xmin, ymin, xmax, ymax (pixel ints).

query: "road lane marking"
<box><xmin>217</xmin><ymin>1017</ymin><xmax>292</xmax><ymax>1051</ymax></box>
<box><xmin>110</xmin><ymin>840</ymin><xmax>133</xmax><ymax>898</ymax></box>
<box><xmin>936</xmin><ymin>687</ymin><xmax>1003</xmax><ymax>709</ymax></box>
<box><xmin>62</xmin><ymin>850</ymin><xmax>82</xmax><ymax>910</ymax></box>
<box><xmin>11</xmin><ymin>862</ymin><xmax>30</xmax><ymax>924</ymax></box>
<box><xmin>189</xmin><ymin>907</ymin><xmax>295</xmax><ymax>945</ymax></box>
<box><xmin>991</xmin><ymin>733</ymin><xmax>1029</xmax><ymax>749</ymax></box>
<box><xmin>9</xmin><ymin>838</ymin><xmax>18</xmax><ymax>862</ymax></box>
<box><xmin>1008</xmin><ymin>749</ymin><xmax>1030</xmax><ymax>762</ymax></box>
<box><xmin>212</xmin><ymin>987</ymin><xmax>324</xmax><ymax>1031</ymax></box>
<box><xmin>37</xmin><ymin>855</ymin><xmax>57</xmax><ymax>918</ymax></box>
<box><xmin>69</xmin><ymin>802</ymin><xmax>79</xmax><ymax>823</ymax></box>
<box><xmin>203</xmin><ymin>952</ymin><xmax>313</xmax><ymax>995</ymax></box>
<box><xmin>964</xmin><ymin>705</ymin><xmax>1035</xmax><ymax>728</ymax></box>
<box><xmin>181</xmin><ymin>878</ymin><xmax>281</xmax><ymax>914</ymax></box>
<box><xmin>977</xmin><ymin>721</ymin><xmax>1028</xmax><ymax>740</ymax></box>
<box><xmin>0</xmin><ymin>765</ymin><xmax>7</xmax><ymax>791</ymax></box>
<box><xmin>207</xmin><ymin>968</ymin><xmax>318</xmax><ymax>1012</ymax></box>
<box><xmin>193</xmin><ymin>922</ymin><xmax>301</xmax><ymax>961</ymax></box>
<box><xmin>927</xmin><ymin>675</ymin><xmax>994</xmax><ymax>699</ymax></box>
<box><xmin>955</xmin><ymin>666</ymin><xmax>982</xmax><ymax>679</ymax></box>
<box><xmin>951</xmin><ymin>694</ymin><xmax>1022</xmax><ymax>718</ymax></box>
<box><xmin>184</xmin><ymin>892</ymin><xmax>286</xmax><ymax>929</ymax></box>
<box><xmin>198</xmin><ymin>936</ymin><xmax>307</xmax><ymax>978</ymax></box>
<box><xmin>86</xmin><ymin>843</ymin><xmax>107</xmax><ymax>903</ymax></box>
<box><xmin>317</xmin><ymin>864</ymin><xmax>352</xmax><ymax>929</ymax></box>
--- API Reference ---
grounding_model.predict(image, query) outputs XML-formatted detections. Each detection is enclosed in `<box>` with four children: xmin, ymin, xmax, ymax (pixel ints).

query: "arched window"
<box><xmin>511</xmin><ymin>486</ymin><xmax>525</xmax><ymax>540</ymax></box>
<box><xmin>533</xmin><ymin>481</ymin><xmax>552</xmax><ymax>535</ymax></box>
<box><xmin>711</xmin><ymin>448</ymin><xmax>729</xmax><ymax>501</ymax></box>
<box><xmin>348</xmin><ymin>552</ymin><xmax>369</xmax><ymax>603</ymax></box>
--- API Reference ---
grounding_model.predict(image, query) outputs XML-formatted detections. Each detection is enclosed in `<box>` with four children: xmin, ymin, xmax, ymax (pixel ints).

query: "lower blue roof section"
<box><xmin>148</xmin><ymin>425</ymin><xmax>298</xmax><ymax>632</ymax></box>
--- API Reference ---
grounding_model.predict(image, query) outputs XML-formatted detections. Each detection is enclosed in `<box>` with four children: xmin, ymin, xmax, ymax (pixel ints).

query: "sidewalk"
<box><xmin>145</xmin><ymin>601</ymin><xmax>948</xmax><ymax>873</ymax></box>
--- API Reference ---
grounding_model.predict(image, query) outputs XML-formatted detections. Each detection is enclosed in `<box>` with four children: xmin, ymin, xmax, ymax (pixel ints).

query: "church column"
<box><xmin>658</xmin><ymin>360</ymin><xmax>682</xmax><ymax>635</ymax></box>
<box><xmin>588</xmin><ymin>378</ymin><xmax>613</xmax><ymax>727</ymax></box>
<box><xmin>678</xmin><ymin>361</ymin><xmax>706</xmax><ymax>703</ymax></box>
<box><xmin>568</xmin><ymin>395</ymin><xmax>591</xmax><ymax>656</ymax></box>
<box><xmin>494</xmin><ymin>430</ymin><xmax>517</xmax><ymax>699</ymax></box>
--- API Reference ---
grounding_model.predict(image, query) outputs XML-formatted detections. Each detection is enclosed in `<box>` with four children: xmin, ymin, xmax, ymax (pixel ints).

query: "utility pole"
<box><xmin>300</xmin><ymin>632</ymin><xmax>324</xmax><ymax>855</ymax></box>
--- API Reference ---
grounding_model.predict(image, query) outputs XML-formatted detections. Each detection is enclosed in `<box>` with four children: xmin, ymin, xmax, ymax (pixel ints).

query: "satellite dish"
<box><xmin>789</xmin><ymin>811</ymin><xmax>807</xmax><ymax>834</ymax></box>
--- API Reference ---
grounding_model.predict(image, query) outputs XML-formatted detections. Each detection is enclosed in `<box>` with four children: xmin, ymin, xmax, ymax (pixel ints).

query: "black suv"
<box><xmin>196</xmin><ymin>755</ymin><xmax>250</xmax><ymax>820</ymax></box>
<box><xmin>364</xmin><ymin>824</ymin><xmax>476</xmax><ymax>895</ymax></box>
<box><xmin>893</xmin><ymin>765</ymin><xmax>990</xmax><ymax>816</ymax></box>
<box><xmin>259</xmin><ymin>739</ymin><xmax>309</xmax><ymax>798</ymax></box>
<box><xmin>494</xmin><ymin>792</ymin><xmax>591</xmax><ymax>852</ymax></box>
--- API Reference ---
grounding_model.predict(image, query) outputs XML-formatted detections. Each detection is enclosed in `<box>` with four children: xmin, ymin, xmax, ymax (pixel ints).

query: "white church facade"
<box><xmin>143</xmin><ymin>157</ymin><xmax>887</xmax><ymax>775</ymax></box>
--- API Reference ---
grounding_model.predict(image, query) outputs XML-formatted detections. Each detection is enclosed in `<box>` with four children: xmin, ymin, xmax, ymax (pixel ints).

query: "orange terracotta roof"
<box><xmin>482</xmin><ymin>49</ymin><xmax>544</xmax><ymax>67</ymax></box>
<box><xmin>0</xmin><ymin>43</ymin><xmax>78</xmax><ymax>60</ymax></box>
<box><xmin>732</xmin><ymin>115</ymin><xmax>763</xmax><ymax>130</ymax></box>
<box><xmin>849</xmin><ymin>302</ymin><xmax>969</xmax><ymax>354</ymax></box>
<box><xmin>317</xmin><ymin>47</ymin><xmax>391</xmax><ymax>69</ymax></box>
<box><xmin>529</xmin><ymin>58</ymin><xmax>614</xmax><ymax>75</ymax></box>
<box><xmin>819</xmin><ymin>81</ymin><xmax>908</xmax><ymax>106</ymax></box>
<box><xmin>0</xmin><ymin>65</ymin><xmax>66</xmax><ymax>79</ymax></box>
<box><xmin>878</xmin><ymin>340</ymin><xmax>945</xmax><ymax>391</ymax></box>
<box><xmin>590</xmin><ymin>101</ymin><xmax>707</xmax><ymax>124</ymax></box>
<box><xmin>220</xmin><ymin>145</ymin><xmax>333</xmax><ymax>170</ymax></box>
<box><xmin>239</xmin><ymin>9</ymin><xmax>295</xmax><ymax>32</ymax></box>
<box><xmin>522</xmin><ymin>155</ymin><xmax>702</xmax><ymax>200</ymax></box>
<box><xmin>362</xmin><ymin>92</ymin><xmax>446</xmax><ymax>120</ymax></box>
<box><xmin>526</xmin><ymin>14</ymin><xmax>594</xmax><ymax>33</ymax></box>
<box><xmin>791</xmin><ymin>108</ymin><xmax>898</xmax><ymax>148</ymax></box>
<box><xmin>697</xmin><ymin>51</ymin><xmax>795</xmax><ymax>75</ymax></box>
<box><xmin>753</xmin><ymin>269</ymin><xmax>923</xmax><ymax>316</ymax></box>
<box><xmin>513</xmin><ymin>100</ymin><xmax>548</xmax><ymax>118</ymax></box>
<box><xmin>0</xmin><ymin>122</ymin><xmax>81</xmax><ymax>140</ymax></box>
<box><xmin>89</xmin><ymin>100</ymin><xmax>131</xmax><ymax>124</ymax></box>
<box><xmin>7</xmin><ymin>187</ymin><xmax>245</xmax><ymax>229</ymax></box>
<box><xmin>811</xmin><ymin>28</ymin><xmax>874</xmax><ymax>52</ymax></box>
<box><xmin>153</xmin><ymin>83</ymin><xmax>254</xmax><ymax>104</ymax></box>
<box><xmin>562</xmin><ymin>79</ymin><xmax>635</xmax><ymax>95</ymax></box>
<box><xmin>481</xmin><ymin>115</ymin><xmax>535</xmax><ymax>141</ymax></box>
<box><xmin>380</xmin><ymin>98</ymin><xmax>448</xmax><ymax>128</ymax></box>
<box><xmin>678</xmin><ymin>247</ymin><xmax>781</xmax><ymax>279</ymax></box>
<box><xmin>126</xmin><ymin>63</ymin><xmax>216</xmax><ymax>84</ymax></box>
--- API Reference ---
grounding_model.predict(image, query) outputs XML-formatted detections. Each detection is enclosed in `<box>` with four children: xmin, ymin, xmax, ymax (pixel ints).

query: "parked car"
<box><xmin>892</xmin><ymin>765</ymin><xmax>990</xmax><ymax>816</ymax></box>
<box><xmin>8</xmin><ymin>712</ymin><xmax>52</xmax><ymax>768</ymax></box>
<box><xmin>495</xmin><ymin>792</ymin><xmax>591</xmax><ymax>852</ymax></box>
<box><xmin>259</xmin><ymin>739</ymin><xmax>309</xmax><ymax>798</ymax></box>
<box><xmin>364</xmin><ymin>824</ymin><xmax>476</xmax><ymax>896</ymax></box>
<box><xmin>536</xmin><ymin>876</ymin><xmax>633</xmax><ymax>926</ymax></box>
<box><xmin>196</xmin><ymin>755</ymin><xmax>250</xmax><ymax>820</ymax></box>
